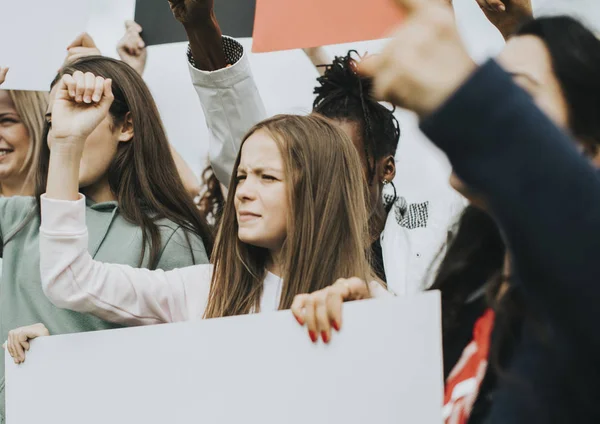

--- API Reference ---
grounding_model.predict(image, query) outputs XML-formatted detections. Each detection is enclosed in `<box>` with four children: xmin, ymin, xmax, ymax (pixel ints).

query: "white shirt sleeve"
<box><xmin>39</xmin><ymin>195</ymin><xmax>211</xmax><ymax>326</ymax></box>
<box><xmin>187</xmin><ymin>37</ymin><xmax>268</xmax><ymax>187</ymax></box>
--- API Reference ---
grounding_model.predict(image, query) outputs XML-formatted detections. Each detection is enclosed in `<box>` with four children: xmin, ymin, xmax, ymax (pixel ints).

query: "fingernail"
<box><xmin>498</xmin><ymin>4</ymin><xmax>506</xmax><ymax>11</ymax></box>
<box><xmin>84</xmin><ymin>96</ymin><xmax>91</xmax><ymax>103</ymax></box>
<box><xmin>295</xmin><ymin>315</ymin><xmax>304</xmax><ymax>326</ymax></box>
<box><xmin>92</xmin><ymin>95</ymin><xmax>100</xmax><ymax>102</ymax></box>
<box><xmin>331</xmin><ymin>320</ymin><xmax>340</xmax><ymax>332</ymax></box>
<box><xmin>321</xmin><ymin>331</ymin><xmax>329</xmax><ymax>344</ymax></box>
<box><xmin>309</xmin><ymin>331</ymin><xmax>317</xmax><ymax>343</ymax></box>
<box><xmin>138</xmin><ymin>42</ymin><xmax>145</xmax><ymax>48</ymax></box>
<box><xmin>76</xmin><ymin>95</ymin><xmax>83</xmax><ymax>102</ymax></box>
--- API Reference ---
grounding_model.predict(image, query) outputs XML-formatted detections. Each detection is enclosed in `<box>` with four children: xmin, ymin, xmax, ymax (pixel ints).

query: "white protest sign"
<box><xmin>6</xmin><ymin>293</ymin><xmax>443</xmax><ymax>424</ymax></box>
<box><xmin>0</xmin><ymin>0</ymin><xmax>92</xmax><ymax>91</ymax></box>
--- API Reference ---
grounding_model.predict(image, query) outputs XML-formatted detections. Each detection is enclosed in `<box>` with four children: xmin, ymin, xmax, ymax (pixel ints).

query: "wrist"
<box><xmin>49</xmin><ymin>135</ymin><xmax>86</xmax><ymax>154</ymax></box>
<box><xmin>184</xmin><ymin>13</ymin><xmax>227</xmax><ymax>71</ymax></box>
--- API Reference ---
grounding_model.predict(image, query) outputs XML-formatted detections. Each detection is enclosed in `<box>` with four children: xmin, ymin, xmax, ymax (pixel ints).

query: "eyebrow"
<box><xmin>509</xmin><ymin>71</ymin><xmax>541</xmax><ymax>87</ymax></box>
<box><xmin>237</xmin><ymin>166</ymin><xmax>283</xmax><ymax>174</ymax></box>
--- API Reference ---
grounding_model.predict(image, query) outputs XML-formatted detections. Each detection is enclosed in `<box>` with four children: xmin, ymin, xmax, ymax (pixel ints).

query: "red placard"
<box><xmin>252</xmin><ymin>0</ymin><xmax>403</xmax><ymax>53</ymax></box>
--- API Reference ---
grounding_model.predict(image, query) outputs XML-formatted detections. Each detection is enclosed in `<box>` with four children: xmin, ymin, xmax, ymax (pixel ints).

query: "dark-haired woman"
<box><xmin>0</xmin><ymin>56</ymin><xmax>214</xmax><ymax>422</ymax></box>
<box><xmin>292</xmin><ymin>11</ymin><xmax>600</xmax><ymax>424</ymax></box>
<box><xmin>433</xmin><ymin>13</ymin><xmax>600</xmax><ymax>423</ymax></box>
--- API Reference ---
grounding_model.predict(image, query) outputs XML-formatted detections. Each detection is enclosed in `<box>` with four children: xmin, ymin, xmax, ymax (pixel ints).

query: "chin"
<box><xmin>237</xmin><ymin>230</ymin><xmax>269</xmax><ymax>249</ymax></box>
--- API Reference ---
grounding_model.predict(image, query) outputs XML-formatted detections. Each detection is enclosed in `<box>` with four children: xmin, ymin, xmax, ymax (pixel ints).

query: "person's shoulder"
<box><xmin>155</xmin><ymin>220</ymin><xmax>209</xmax><ymax>267</ymax></box>
<box><xmin>0</xmin><ymin>196</ymin><xmax>37</xmax><ymax>237</ymax></box>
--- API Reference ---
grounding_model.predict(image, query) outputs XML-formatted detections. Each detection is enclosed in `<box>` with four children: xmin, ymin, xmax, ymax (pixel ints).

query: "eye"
<box><xmin>0</xmin><ymin>118</ymin><xmax>18</xmax><ymax>125</ymax></box>
<box><xmin>236</xmin><ymin>175</ymin><xmax>247</xmax><ymax>182</ymax></box>
<box><xmin>262</xmin><ymin>174</ymin><xmax>277</xmax><ymax>181</ymax></box>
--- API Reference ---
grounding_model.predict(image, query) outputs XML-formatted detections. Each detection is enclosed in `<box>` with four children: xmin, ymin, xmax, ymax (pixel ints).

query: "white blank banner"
<box><xmin>0</xmin><ymin>0</ymin><xmax>92</xmax><ymax>91</ymax></box>
<box><xmin>6</xmin><ymin>293</ymin><xmax>443</xmax><ymax>424</ymax></box>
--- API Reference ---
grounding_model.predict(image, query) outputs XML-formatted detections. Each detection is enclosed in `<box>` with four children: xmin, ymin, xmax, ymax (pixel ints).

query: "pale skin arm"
<box><xmin>302</xmin><ymin>47</ymin><xmax>332</xmax><ymax>76</ymax></box>
<box><xmin>171</xmin><ymin>145</ymin><xmax>202</xmax><ymax>198</ymax></box>
<box><xmin>117</xmin><ymin>20</ymin><xmax>148</xmax><ymax>76</ymax></box>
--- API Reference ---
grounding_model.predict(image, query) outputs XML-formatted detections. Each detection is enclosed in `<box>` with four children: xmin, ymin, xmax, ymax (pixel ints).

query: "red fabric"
<box><xmin>443</xmin><ymin>308</ymin><xmax>495</xmax><ymax>424</ymax></box>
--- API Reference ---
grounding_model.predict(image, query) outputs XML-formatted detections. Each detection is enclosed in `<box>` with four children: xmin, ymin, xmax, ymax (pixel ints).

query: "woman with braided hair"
<box><xmin>309</xmin><ymin>50</ymin><xmax>465</xmax><ymax>293</ymax></box>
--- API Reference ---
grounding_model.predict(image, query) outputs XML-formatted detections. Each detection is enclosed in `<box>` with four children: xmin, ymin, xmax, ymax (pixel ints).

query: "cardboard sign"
<box><xmin>0</xmin><ymin>0</ymin><xmax>92</xmax><ymax>91</ymax></box>
<box><xmin>134</xmin><ymin>0</ymin><xmax>256</xmax><ymax>46</ymax></box>
<box><xmin>252</xmin><ymin>0</ymin><xmax>403</xmax><ymax>53</ymax></box>
<box><xmin>6</xmin><ymin>293</ymin><xmax>443</xmax><ymax>424</ymax></box>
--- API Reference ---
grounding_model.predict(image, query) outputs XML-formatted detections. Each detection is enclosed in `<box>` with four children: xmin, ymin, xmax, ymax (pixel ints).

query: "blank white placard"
<box><xmin>0</xmin><ymin>0</ymin><xmax>92</xmax><ymax>91</ymax></box>
<box><xmin>6</xmin><ymin>293</ymin><xmax>443</xmax><ymax>424</ymax></box>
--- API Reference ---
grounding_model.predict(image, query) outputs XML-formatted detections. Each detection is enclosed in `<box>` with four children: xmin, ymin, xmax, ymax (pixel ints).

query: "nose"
<box><xmin>235</xmin><ymin>174</ymin><xmax>258</xmax><ymax>203</ymax></box>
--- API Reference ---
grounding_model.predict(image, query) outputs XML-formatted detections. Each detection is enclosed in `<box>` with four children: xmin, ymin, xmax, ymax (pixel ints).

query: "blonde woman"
<box><xmin>6</xmin><ymin>71</ymin><xmax>388</xmax><ymax>363</ymax></box>
<box><xmin>0</xmin><ymin>70</ymin><xmax>48</xmax><ymax>197</ymax></box>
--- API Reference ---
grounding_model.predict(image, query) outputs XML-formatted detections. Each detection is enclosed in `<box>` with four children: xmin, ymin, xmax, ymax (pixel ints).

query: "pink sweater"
<box><xmin>39</xmin><ymin>195</ymin><xmax>285</xmax><ymax>326</ymax></box>
<box><xmin>39</xmin><ymin>195</ymin><xmax>390</xmax><ymax>326</ymax></box>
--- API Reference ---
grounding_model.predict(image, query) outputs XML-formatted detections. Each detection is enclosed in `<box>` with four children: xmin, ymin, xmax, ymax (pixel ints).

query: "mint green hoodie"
<box><xmin>0</xmin><ymin>196</ymin><xmax>209</xmax><ymax>422</ymax></box>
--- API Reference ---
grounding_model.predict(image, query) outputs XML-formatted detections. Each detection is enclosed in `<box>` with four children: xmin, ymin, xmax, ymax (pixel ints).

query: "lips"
<box><xmin>238</xmin><ymin>211</ymin><xmax>261</xmax><ymax>222</ymax></box>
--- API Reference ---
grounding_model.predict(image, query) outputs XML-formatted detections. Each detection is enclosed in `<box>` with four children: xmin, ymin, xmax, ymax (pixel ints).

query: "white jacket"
<box><xmin>188</xmin><ymin>37</ymin><xmax>466</xmax><ymax>296</ymax></box>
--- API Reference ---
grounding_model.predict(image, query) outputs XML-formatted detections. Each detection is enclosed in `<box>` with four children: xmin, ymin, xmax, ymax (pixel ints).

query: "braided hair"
<box><xmin>312</xmin><ymin>51</ymin><xmax>400</xmax><ymax>184</ymax></box>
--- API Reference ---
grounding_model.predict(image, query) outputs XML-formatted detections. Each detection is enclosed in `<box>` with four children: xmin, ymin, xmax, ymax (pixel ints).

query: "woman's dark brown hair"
<box><xmin>35</xmin><ymin>56</ymin><xmax>213</xmax><ymax>268</ymax></box>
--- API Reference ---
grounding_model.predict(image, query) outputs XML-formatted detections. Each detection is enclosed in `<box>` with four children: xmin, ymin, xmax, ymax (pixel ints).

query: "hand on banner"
<box><xmin>291</xmin><ymin>278</ymin><xmax>372</xmax><ymax>344</ymax></box>
<box><xmin>0</xmin><ymin>67</ymin><xmax>8</xmax><ymax>85</ymax></box>
<box><xmin>360</xmin><ymin>0</ymin><xmax>476</xmax><ymax>118</ymax></box>
<box><xmin>168</xmin><ymin>0</ymin><xmax>214</xmax><ymax>24</ymax></box>
<box><xmin>475</xmin><ymin>0</ymin><xmax>533</xmax><ymax>40</ymax></box>
<box><xmin>65</xmin><ymin>33</ymin><xmax>102</xmax><ymax>65</ymax></box>
<box><xmin>49</xmin><ymin>71</ymin><xmax>114</xmax><ymax>145</ymax></box>
<box><xmin>117</xmin><ymin>20</ymin><xmax>148</xmax><ymax>76</ymax></box>
<box><xmin>4</xmin><ymin>323</ymin><xmax>50</xmax><ymax>364</ymax></box>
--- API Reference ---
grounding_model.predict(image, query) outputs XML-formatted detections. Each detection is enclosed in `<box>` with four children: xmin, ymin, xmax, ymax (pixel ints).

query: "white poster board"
<box><xmin>6</xmin><ymin>293</ymin><xmax>443</xmax><ymax>424</ymax></box>
<box><xmin>0</xmin><ymin>0</ymin><xmax>92</xmax><ymax>91</ymax></box>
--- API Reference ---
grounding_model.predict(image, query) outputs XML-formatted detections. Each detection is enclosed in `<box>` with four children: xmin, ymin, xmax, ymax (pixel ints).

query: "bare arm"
<box><xmin>303</xmin><ymin>47</ymin><xmax>332</xmax><ymax>76</ymax></box>
<box><xmin>170</xmin><ymin>144</ymin><xmax>202</xmax><ymax>198</ymax></box>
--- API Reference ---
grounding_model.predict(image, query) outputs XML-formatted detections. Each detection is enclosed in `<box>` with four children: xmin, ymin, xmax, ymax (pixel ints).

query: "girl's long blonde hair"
<box><xmin>205</xmin><ymin>114</ymin><xmax>373</xmax><ymax>318</ymax></box>
<box><xmin>1</xmin><ymin>90</ymin><xmax>48</xmax><ymax>195</ymax></box>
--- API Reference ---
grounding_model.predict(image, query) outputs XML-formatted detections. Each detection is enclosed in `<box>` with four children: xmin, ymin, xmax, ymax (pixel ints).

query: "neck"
<box><xmin>0</xmin><ymin>176</ymin><xmax>33</xmax><ymax>197</ymax></box>
<box><xmin>82</xmin><ymin>176</ymin><xmax>117</xmax><ymax>203</ymax></box>
<box><xmin>266</xmin><ymin>248</ymin><xmax>283</xmax><ymax>277</ymax></box>
<box><xmin>369</xmin><ymin>201</ymin><xmax>388</xmax><ymax>243</ymax></box>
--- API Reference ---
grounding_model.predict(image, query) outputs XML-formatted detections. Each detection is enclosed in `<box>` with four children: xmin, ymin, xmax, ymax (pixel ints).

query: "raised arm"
<box><xmin>362</xmin><ymin>0</ymin><xmax>600</xmax><ymax>350</ymax></box>
<box><xmin>420</xmin><ymin>61</ymin><xmax>600</xmax><ymax>349</ymax></box>
<box><xmin>169</xmin><ymin>0</ymin><xmax>267</xmax><ymax>187</ymax></box>
<box><xmin>41</xmin><ymin>71</ymin><xmax>210</xmax><ymax>326</ymax></box>
<box><xmin>303</xmin><ymin>47</ymin><xmax>332</xmax><ymax>76</ymax></box>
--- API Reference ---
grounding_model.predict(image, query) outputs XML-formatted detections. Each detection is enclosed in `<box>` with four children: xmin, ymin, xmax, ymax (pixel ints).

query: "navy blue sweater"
<box><xmin>421</xmin><ymin>60</ymin><xmax>600</xmax><ymax>424</ymax></box>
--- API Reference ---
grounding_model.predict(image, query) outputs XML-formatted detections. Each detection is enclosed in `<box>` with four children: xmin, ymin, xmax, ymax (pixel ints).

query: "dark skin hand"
<box><xmin>167</xmin><ymin>0</ymin><xmax>227</xmax><ymax>71</ymax></box>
